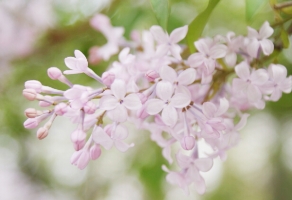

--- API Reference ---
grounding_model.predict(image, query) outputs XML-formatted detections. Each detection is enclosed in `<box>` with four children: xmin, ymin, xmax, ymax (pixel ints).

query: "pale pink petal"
<box><xmin>235</xmin><ymin>62</ymin><xmax>250</xmax><ymax>80</ymax></box>
<box><xmin>123</xmin><ymin>94</ymin><xmax>142</xmax><ymax>110</ymax></box>
<box><xmin>247</xmin><ymin>39</ymin><xmax>260</xmax><ymax>57</ymax></box>
<box><xmin>170</xmin><ymin>44</ymin><xmax>182</xmax><ymax>60</ymax></box>
<box><xmin>156</xmin><ymin>81</ymin><xmax>173</xmax><ymax>101</ymax></box>
<box><xmin>74</xmin><ymin>50</ymin><xmax>87</xmax><ymax>60</ymax></box>
<box><xmin>114</xmin><ymin>141</ymin><xmax>133</xmax><ymax>152</ymax></box>
<box><xmin>107</xmin><ymin>104</ymin><xmax>128</xmax><ymax>122</ymax></box>
<box><xmin>187</xmin><ymin>53</ymin><xmax>205</xmax><ymax>68</ymax></box>
<box><xmin>150</xmin><ymin>25</ymin><xmax>168</xmax><ymax>43</ymax></box>
<box><xmin>234</xmin><ymin>113</ymin><xmax>250</xmax><ymax>130</ymax></box>
<box><xmin>146</xmin><ymin>99</ymin><xmax>165</xmax><ymax>115</ymax></box>
<box><xmin>279</xmin><ymin>76</ymin><xmax>292</xmax><ymax>93</ymax></box>
<box><xmin>111</xmin><ymin>79</ymin><xmax>126</xmax><ymax>99</ymax></box>
<box><xmin>162</xmin><ymin>105</ymin><xmax>178</xmax><ymax>126</ymax></box>
<box><xmin>215</xmin><ymin>98</ymin><xmax>229</xmax><ymax>117</ymax></box>
<box><xmin>177</xmin><ymin>68</ymin><xmax>196</xmax><ymax>86</ymax></box>
<box><xmin>204</xmin><ymin>58</ymin><xmax>216</xmax><ymax>74</ymax></box>
<box><xmin>112</xmin><ymin>125</ymin><xmax>128</xmax><ymax>140</ymax></box>
<box><xmin>270</xmin><ymin>89</ymin><xmax>282</xmax><ymax>101</ymax></box>
<box><xmin>194</xmin><ymin>158</ymin><xmax>213</xmax><ymax>172</ymax></box>
<box><xmin>195</xmin><ymin>39</ymin><xmax>209</xmax><ymax>55</ymax></box>
<box><xmin>194</xmin><ymin>175</ymin><xmax>206</xmax><ymax>195</ymax></box>
<box><xmin>64</xmin><ymin>57</ymin><xmax>77</xmax><ymax>70</ymax></box>
<box><xmin>163</xmin><ymin>146</ymin><xmax>173</xmax><ymax>164</ymax></box>
<box><xmin>159</xmin><ymin>65</ymin><xmax>177</xmax><ymax>83</ymax></box>
<box><xmin>169</xmin><ymin>25</ymin><xmax>188</xmax><ymax>43</ymax></box>
<box><xmin>224</xmin><ymin>52</ymin><xmax>237</xmax><ymax>67</ymax></box>
<box><xmin>92</xmin><ymin>126</ymin><xmax>114</xmax><ymax>150</ymax></box>
<box><xmin>268</xmin><ymin>64</ymin><xmax>287</xmax><ymax>83</ymax></box>
<box><xmin>259</xmin><ymin>21</ymin><xmax>274</xmax><ymax>39</ymax></box>
<box><xmin>155</xmin><ymin>44</ymin><xmax>169</xmax><ymax>58</ymax></box>
<box><xmin>202</xmin><ymin>102</ymin><xmax>217</xmax><ymax>119</ymax></box>
<box><xmin>247</xmin><ymin>27</ymin><xmax>259</xmax><ymax>38</ymax></box>
<box><xmin>99</xmin><ymin>95</ymin><xmax>118</xmax><ymax>110</ymax></box>
<box><xmin>119</xmin><ymin>47</ymin><xmax>130</xmax><ymax>62</ymax></box>
<box><xmin>210</xmin><ymin>44</ymin><xmax>227</xmax><ymax>59</ymax></box>
<box><xmin>176</xmin><ymin>152</ymin><xmax>191</xmax><ymax>169</ymax></box>
<box><xmin>259</xmin><ymin>39</ymin><xmax>274</xmax><ymax>55</ymax></box>
<box><xmin>250</xmin><ymin>69</ymin><xmax>268</xmax><ymax>85</ymax></box>
<box><xmin>247</xmin><ymin>85</ymin><xmax>261</xmax><ymax>103</ymax></box>
<box><xmin>170</xmin><ymin>93</ymin><xmax>190</xmax><ymax>108</ymax></box>
<box><xmin>75</xmin><ymin>151</ymin><xmax>90</xmax><ymax>170</ymax></box>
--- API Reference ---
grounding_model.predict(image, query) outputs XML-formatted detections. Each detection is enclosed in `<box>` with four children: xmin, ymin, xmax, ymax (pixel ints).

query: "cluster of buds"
<box><xmin>23</xmin><ymin>14</ymin><xmax>292</xmax><ymax>194</ymax></box>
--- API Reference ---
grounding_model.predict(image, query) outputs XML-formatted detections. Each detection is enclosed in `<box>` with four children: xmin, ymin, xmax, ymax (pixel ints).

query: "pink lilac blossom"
<box><xmin>22</xmin><ymin>16</ymin><xmax>292</xmax><ymax>195</ymax></box>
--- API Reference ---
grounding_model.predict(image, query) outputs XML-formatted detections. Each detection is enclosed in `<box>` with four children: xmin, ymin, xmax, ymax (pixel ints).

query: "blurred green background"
<box><xmin>1</xmin><ymin>0</ymin><xmax>292</xmax><ymax>199</ymax></box>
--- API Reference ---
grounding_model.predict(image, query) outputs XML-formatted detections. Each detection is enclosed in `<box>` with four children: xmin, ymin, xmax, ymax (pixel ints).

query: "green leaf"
<box><xmin>246</xmin><ymin>0</ymin><xmax>266</xmax><ymax>22</ymax></box>
<box><xmin>280</xmin><ymin>28</ymin><xmax>290</xmax><ymax>49</ymax></box>
<box><xmin>149</xmin><ymin>0</ymin><xmax>169</xmax><ymax>30</ymax></box>
<box><xmin>186</xmin><ymin>0</ymin><xmax>221</xmax><ymax>53</ymax></box>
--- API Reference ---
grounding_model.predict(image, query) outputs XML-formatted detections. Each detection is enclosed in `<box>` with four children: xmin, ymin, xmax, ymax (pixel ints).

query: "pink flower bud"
<box><xmin>180</xmin><ymin>136</ymin><xmax>196</xmax><ymax>150</ymax></box>
<box><xmin>24</xmin><ymin>108</ymin><xmax>42</xmax><ymax>118</ymax></box>
<box><xmin>47</xmin><ymin>67</ymin><xmax>62</xmax><ymax>80</ymax></box>
<box><xmin>89</xmin><ymin>144</ymin><xmax>101</xmax><ymax>160</ymax></box>
<box><xmin>54</xmin><ymin>103</ymin><xmax>68</xmax><ymax>115</ymax></box>
<box><xmin>25</xmin><ymin>80</ymin><xmax>42</xmax><ymax>93</ymax></box>
<box><xmin>70</xmin><ymin>150</ymin><xmax>90</xmax><ymax>170</ymax></box>
<box><xmin>23</xmin><ymin>118</ymin><xmax>39</xmax><ymax>129</ymax></box>
<box><xmin>83</xmin><ymin>101</ymin><xmax>96</xmax><ymax>114</ymax></box>
<box><xmin>23</xmin><ymin>89</ymin><xmax>37</xmax><ymax>101</ymax></box>
<box><xmin>101</xmin><ymin>71</ymin><xmax>115</xmax><ymax>86</ymax></box>
<box><xmin>37</xmin><ymin>127</ymin><xmax>49</xmax><ymax>140</ymax></box>
<box><xmin>71</xmin><ymin>129</ymin><xmax>86</xmax><ymax>151</ymax></box>
<box><xmin>145</xmin><ymin>70</ymin><xmax>159</xmax><ymax>82</ymax></box>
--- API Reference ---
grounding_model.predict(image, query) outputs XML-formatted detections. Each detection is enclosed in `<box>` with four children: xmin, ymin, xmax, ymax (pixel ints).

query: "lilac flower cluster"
<box><xmin>23</xmin><ymin>14</ymin><xmax>292</xmax><ymax>194</ymax></box>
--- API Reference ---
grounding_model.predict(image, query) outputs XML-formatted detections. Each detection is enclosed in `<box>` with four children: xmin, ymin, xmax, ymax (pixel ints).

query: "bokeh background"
<box><xmin>1</xmin><ymin>0</ymin><xmax>292</xmax><ymax>199</ymax></box>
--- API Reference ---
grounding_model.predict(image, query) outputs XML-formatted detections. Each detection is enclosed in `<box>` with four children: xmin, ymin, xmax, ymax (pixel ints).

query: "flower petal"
<box><xmin>202</xmin><ymin>102</ymin><xmax>217</xmax><ymax>119</ymax></box>
<box><xmin>259</xmin><ymin>39</ymin><xmax>274</xmax><ymax>56</ymax></box>
<box><xmin>161</xmin><ymin>105</ymin><xmax>178</xmax><ymax>126</ymax></box>
<box><xmin>215</xmin><ymin>98</ymin><xmax>229</xmax><ymax>117</ymax></box>
<box><xmin>171</xmin><ymin>93</ymin><xmax>190</xmax><ymax>108</ymax></box>
<box><xmin>150</xmin><ymin>25</ymin><xmax>168</xmax><ymax>44</ymax></box>
<box><xmin>247</xmin><ymin>39</ymin><xmax>260</xmax><ymax>58</ymax></box>
<box><xmin>159</xmin><ymin>65</ymin><xmax>177</xmax><ymax>83</ymax></box>
<box><xmin>114</xmin><ymin>141</ymin><xmax>134</xmax><ymax>152</ymax></box>
<box><xmin>123</xmin><ymin>94</ymin><xmax>142</xmax><ymax>110</ymax></box>
<box><xmin>169</xmin><ymin>25</ymin><xmax>188</xmax><ymax>43</ymax></box>
<box><xmin>194</xmin><ymin>158</ymin><xmax>213</xmax><ymax>172</ymax></box>
<box><xmin>146</xmin><ymin>99</ymin><xmax>164</xmax><ymax>115</ymax></box>
<box><xmin>268</xmin><ymin>64</ymin><xmax>287</xmax><ymax>83</ymax></box>
<box><xmin>64</xmin><ymin>57</ymin><xmax>77</xmax><ymax>70</ymax></box>
<box><xmin>259</xmin><ymin>21</ymin><xmax>274</xmax><ymax>39</ymax></box>
<box><xmin>210</xmin><ymin>44</ymin><xmax>227</xmax><ymax>59</ymax></box>
<box><xmin>235</xmin><ymin>62</ymin><xmax>250</xmax><ymax>80</ymax></box>
<box><xmin>92</xmin><ymin>126</ymin><xmax>113</xmax><ymax>150</ymax></box>
<box><xmin>177</xmin><ymin>68</ymin><xmax>196</xmax><ymax>86</ymax></box>
<box><xmin>99</xmin><ymin>95</ymin><xmax>118</xmax><ymax>110</ymax></box>
<box><xmin>247</xmin><ymin>84</ymin><xmax>261</xmax><ymax>103</ymax></box>
<box><xmin>156</xmin><ymin>81</ymin><xmax>173</xmax><ymax>101</ymax></box>
<box><xmin>107</xmin><ymin>104</ymin><xmax>128</xmax><ymax>122</ymax></box>
<box><xmin>234</xmin><ymin>113</ymin><xmax>250</xmax><ymax>130</ymax></box>
<box><xmin>111</xmin><ymin>79</ymin><xmax>126</xmax><ymax>99</ymax></box>
<box><xmin>250</xmin><ymin>69</ymin><xmax>268</xmax><ymax>85</ymax></box>
<box><xmin>155</xmin><ymin>44</ymin><xmax>169</xmax><ymax>58</ymax></box>
<box><xmin>170</xmin><ymin>44</ymin><xmax>182</xmax><ymax>60</ymax></box>
<box><xmin>112</xmin><ymin>125</ymin><xmax>128</xmax><ymax>140</ymax></box>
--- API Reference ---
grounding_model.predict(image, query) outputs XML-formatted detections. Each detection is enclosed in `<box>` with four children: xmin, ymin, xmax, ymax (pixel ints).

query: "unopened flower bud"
<box><xmin>55</xmin><ymin>103</ymin><xmax>68</xmax><ymax>115</ymax></box>
<box><xmin>101</xmin><ymin>71</ymin><xmax>115</xmax><ymax>86</ymax></box>
<box><xmin>84</xmin><ymin>101</ymin><xmax>96</xmax><ymax>114</ymax></box>
<box><xmin>90</xmin><ymin>144</ymin><xmax>101</xmax><ymax>160</ymax></box>
<box><xmin>24</xmin><ymin>108</ymin><xmax>42</xmax><ymax>118</ymax></box>
<box><xmin>48</xmin><ymin>67</ymin><xmax>62</xmax><ymax>80</ymax></box>
<box><xmin>180</xmin><ymin>136</ymin><xmax>196</xmax><ymax>150</ymax></box>
<box><xmin>25</xmin><ymin>80</ymin><xmax>42</xmax><ymax>93</ymax></box>
<box><xmin>145</xmin><ymin>70</ymin><xmax>159</xmax><ymax>82</ymax></box>
<box><xmin>23</xmin><ymin>89</ymin><xmax>37</xmax><ymax>101</ymax></box>
<box><xmin>23</xmin><ymin>118</ymin><xmax>39</xmax><ymax>129</ymax></box>
<box><xmin>37</xmin><ymin>127</ymin><xmax>49</xmax><ymax>140</ymax></box>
